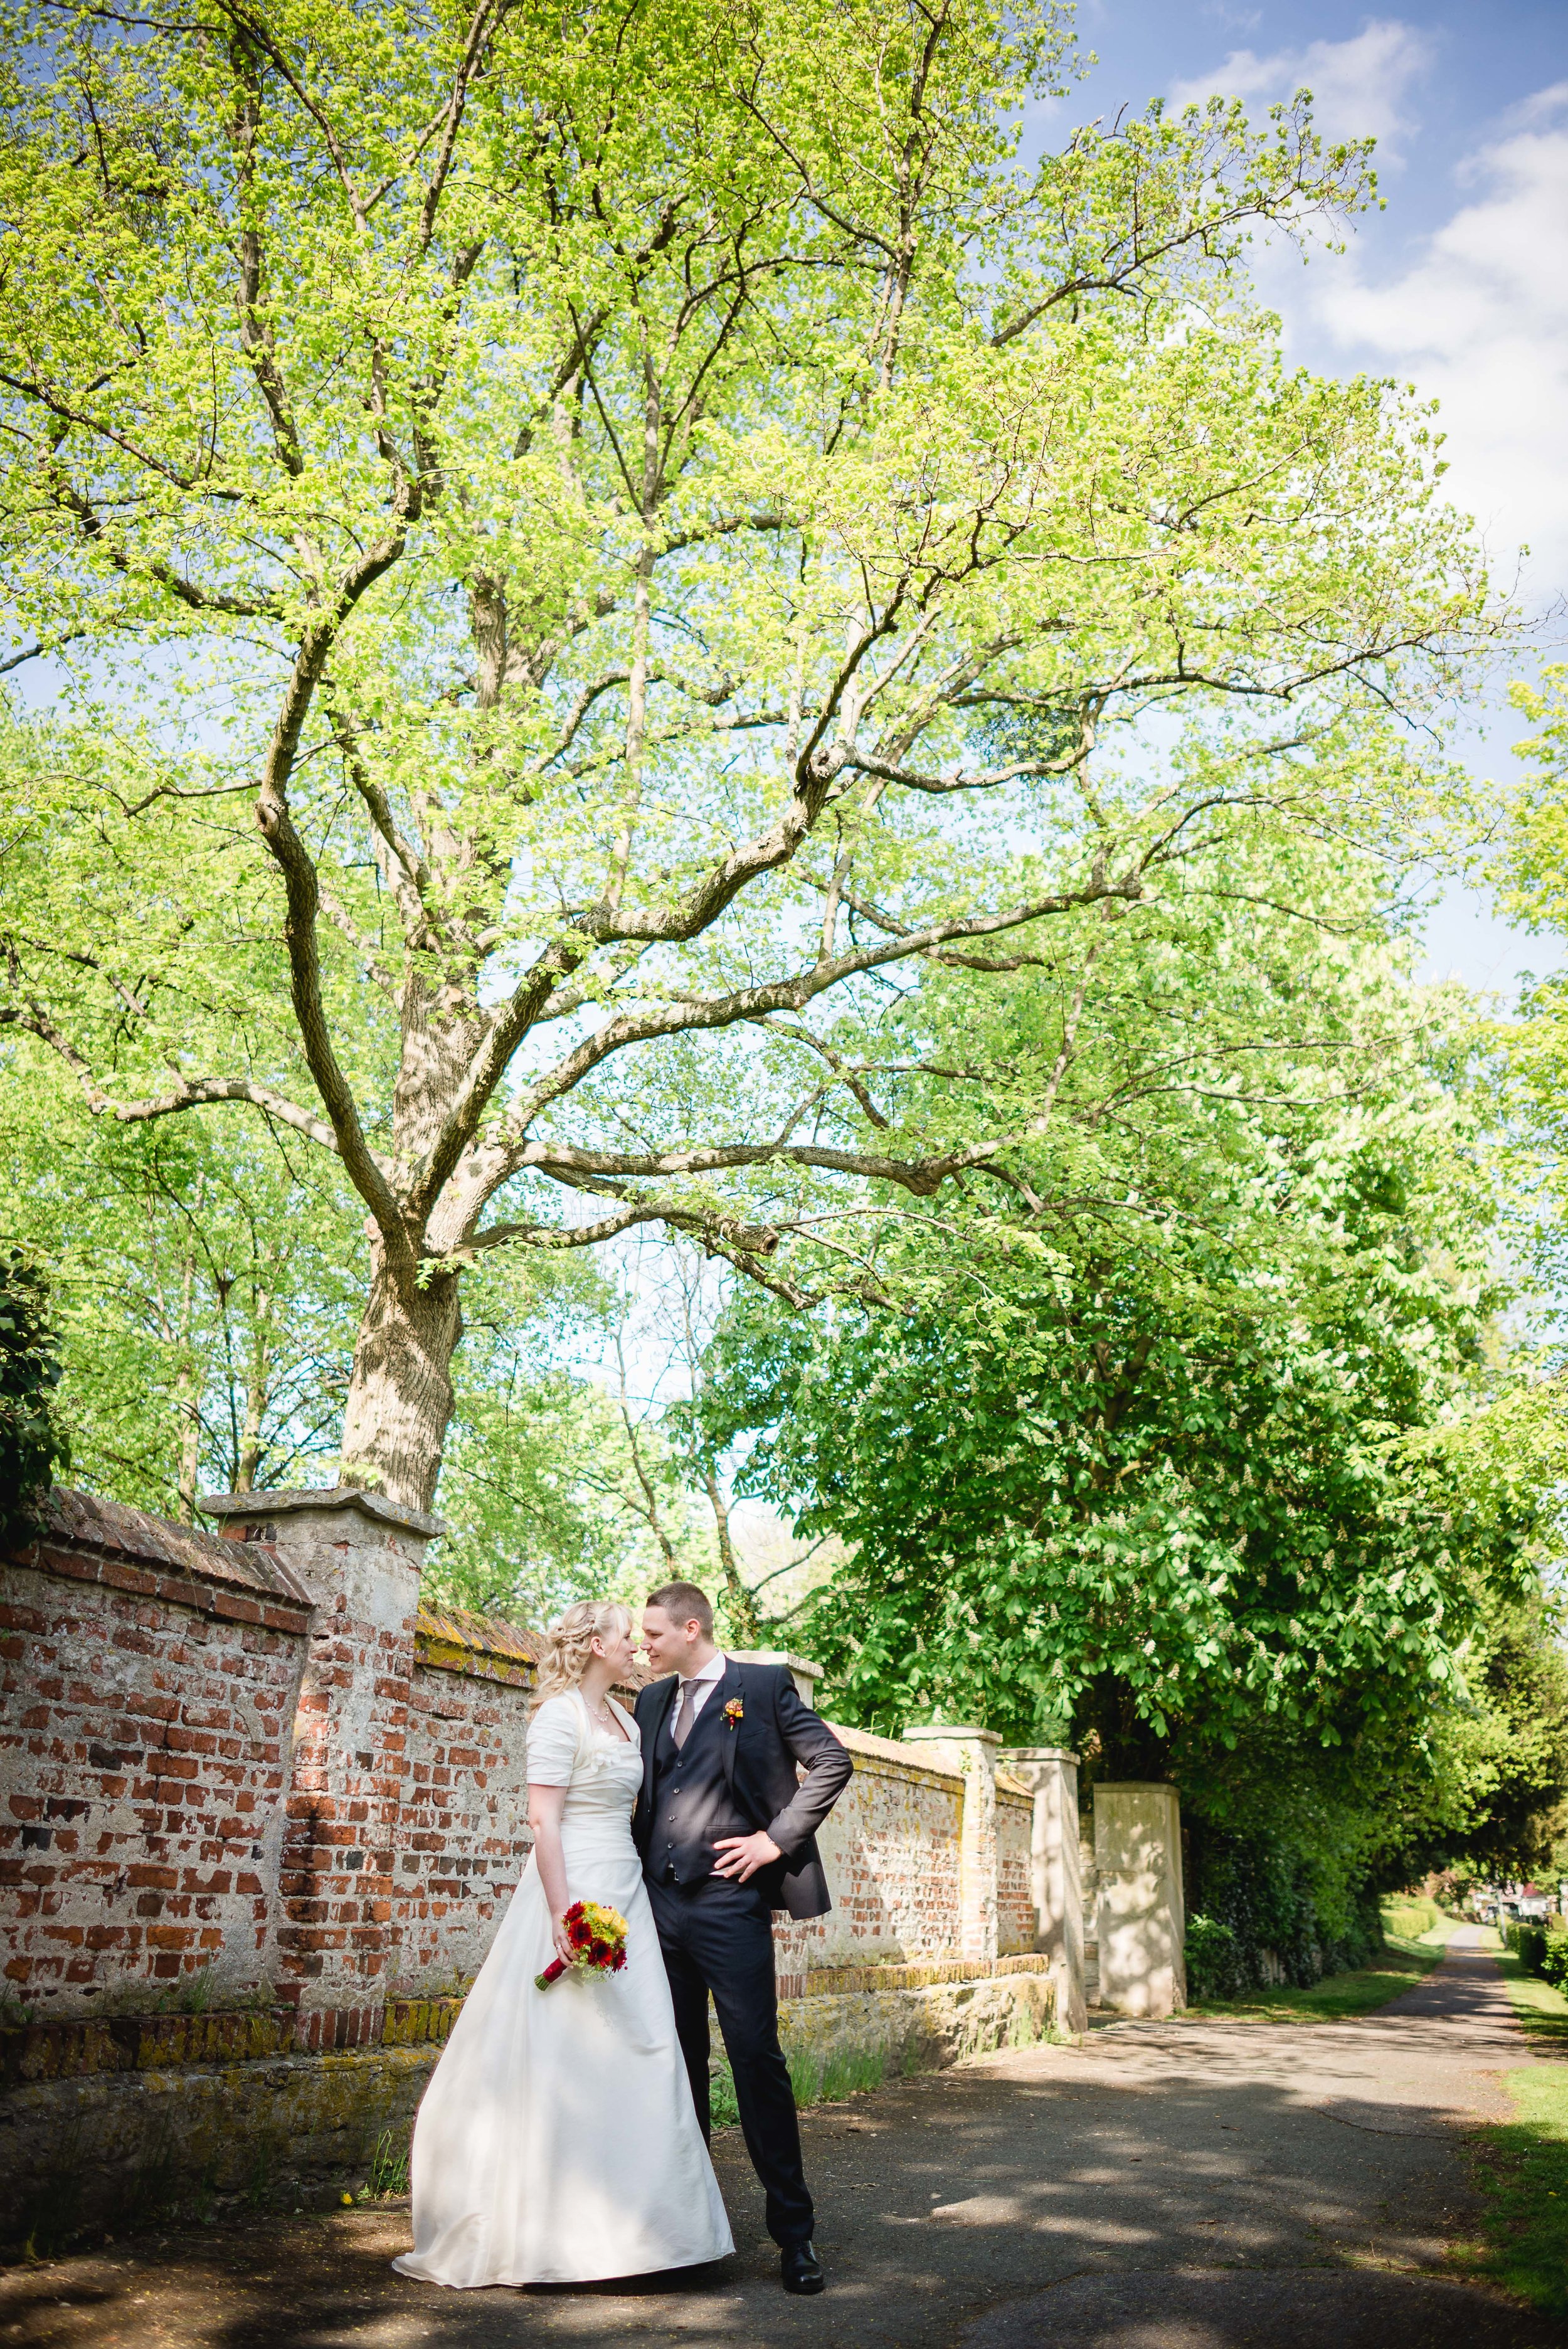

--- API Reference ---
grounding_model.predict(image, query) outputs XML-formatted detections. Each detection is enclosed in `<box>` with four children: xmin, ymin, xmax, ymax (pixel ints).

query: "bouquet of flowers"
<box><xmin>535</xmin><ymin>1899</ymin><xmax>629</xmax><ymax>1990</ymax></box>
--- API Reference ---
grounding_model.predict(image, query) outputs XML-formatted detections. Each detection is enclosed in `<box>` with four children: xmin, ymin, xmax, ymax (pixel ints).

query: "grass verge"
<box><xmin>1493</xmin><ymin>1943</ymin><xmax>1568</xmax><ymax>2055</ymax></box>
<box><xmin>1447</xmin><ymin>1931</ymin><xmax>1568</xmax><ymax>2317</ymax></box>
<box><xmin>1463</xmin><ymin>2063</ymin><xmax>1568</xmax><ymax>2316</ymax></box>
<box><xmin>1185</xmin><ymin>1933</ymin><xmax>1447</xmax><ymax>2022</ymax></box>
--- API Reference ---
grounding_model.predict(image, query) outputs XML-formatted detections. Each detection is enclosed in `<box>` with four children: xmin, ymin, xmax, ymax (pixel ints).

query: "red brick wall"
<box><xmin>4</xmin><ymin>1493</ymin><xmax>1033</xmax><ymax>2027</ymax></box>
<box><xmin>996</xmin><ymin>1786</ymin><xmax>1037</xmax><ymax>1955</ymax></box>
<box><xmin>773</xmin><ymin>1731</ymin><xmax>966</xmax><ymax>1991</ymax></box>
<box><xmin>396</xmin><ymin>1637</ymin><xmax>536</xmax><ymax>1991</ymax></box>
<box><xmin>0</xmin><ymin>1512</ymin><xmax>311</xmax><ymax>2018</ymax></box>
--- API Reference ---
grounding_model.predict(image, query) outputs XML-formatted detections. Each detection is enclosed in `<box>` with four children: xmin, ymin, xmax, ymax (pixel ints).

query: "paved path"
<box><xmin>3</xmin><ymin>1929</ymin><xmax>1561</xmax><ymax>2348</ymax></box>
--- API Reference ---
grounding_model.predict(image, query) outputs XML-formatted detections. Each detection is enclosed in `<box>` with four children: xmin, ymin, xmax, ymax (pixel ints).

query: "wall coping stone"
<box><xmin>415</xmin><ymin>1604</ymin><xmax>538</xmax><ymax>1687</ymax></box>
<box><xmin>5</xmin><ymin>1486</ymin><xmax>313</xmax><ymax>1626</ymax></box>
<box><xmin>791</xmin><ymin>1952</ymin><xmax>1047</xmax><ymax>1998</ymax></box>
<box><xmin>827</xmin><ymin>1722</ymin><xmax>963</xmax><ymax>1790</ymax></box>
<box><xmin>903</xmin><ymin>1722</ymin><xmax>999</xmax><ymax>1750</ymax></box>
<box><xmin>202</xmin><ymin>1485</ymin><xmax>445</xmax><ymax>1539</ymax></box>
<box><xmin>0</xmin><ymin>2007</ymin><xmax>299</xmax><ymax>2086</ymax></box>
<box><xmin>0</xmin><ymin>1993</ymin><xmax>466</xmax><ymax>2083</ymax></box>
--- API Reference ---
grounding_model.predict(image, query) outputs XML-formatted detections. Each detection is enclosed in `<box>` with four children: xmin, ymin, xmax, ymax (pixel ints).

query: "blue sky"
<box><xmin>1051</xmin><ymin>3</ymin><xmax>1568</xmax><ymax>997</ymax></box>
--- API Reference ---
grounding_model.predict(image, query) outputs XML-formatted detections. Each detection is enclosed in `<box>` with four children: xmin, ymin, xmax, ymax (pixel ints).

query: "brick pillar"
<box><xmin>1093</xmin><ymin>1781</ymin><xmax>1185</xmax><ymax>2018</ymax></box>
<box><xmin>903</xmin><ymin>1724</ymin><xmax>998</xmax><ymax>1963</ymax></box>
<box><xmin>203</xmin><ymin>1487</ymin><xmax>439</xmax><ymax>2049</ymax></box>
<box><xmin>998</xmin><ymin>1746</ymin><xmax>1086</xmax><ymax>2034</ymax></box>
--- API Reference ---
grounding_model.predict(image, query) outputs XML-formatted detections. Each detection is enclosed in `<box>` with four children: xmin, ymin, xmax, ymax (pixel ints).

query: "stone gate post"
<box><xmin>203</xmin><ymin>1487</ymin><xmax>440</xmax><ymax>2048</ymax></box>
<box><xmin>997</xmin><ymin>1746</ymin><xmax>1086</xmax><ymax>2033</ymax></box>
<box><xmin>903</xmin><ymin>1724</ymin><xmax>999</xmax><ymax>1963</ymax></box>
<box><xmin>1093</xmin><ymin>1781</ymin><xmax>1185</xmax><ymax>2018</ymax></box>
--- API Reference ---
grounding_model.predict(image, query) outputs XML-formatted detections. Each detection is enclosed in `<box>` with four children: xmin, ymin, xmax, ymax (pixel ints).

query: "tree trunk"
<box><xmin>173</xmin><ymin>1202</ymin><xmax>201</xmax><ymax>1524</ymax></box>
<box><xmin>337</xmin><ymin>1243</ymin><xmax>462</xmax><ymax>1514</ymax></box>
<box><xmin>706</xmin><ymin>1468</ymin><xmax>760</xmax><ymax>1645</ymax></box>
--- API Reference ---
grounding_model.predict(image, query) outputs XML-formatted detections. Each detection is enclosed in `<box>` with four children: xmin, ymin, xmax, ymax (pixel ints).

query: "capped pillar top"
<box><xmin>202</xmin><ymin>1485</ymin><xmax>443</xmax><ymax>1540</ymax></box>
<box><xmin>201</xmin><ymin>1486</ymin><xmax>440</xmax><ymax>1626</ymax></box>
<box><xmin>903</xmin><ymin>1722</ymin><xmax>999</xmax><ymax>1751</ymax></box>
<box><xmin>997</xmin><ymin>1745</ymin><xmax>1080</xmax><ymax>1784</ymax></box>
<box><xmin>729</xmin><ymin>1648</ymin><xmax>820</xmax><ymax>1706</ymax></box>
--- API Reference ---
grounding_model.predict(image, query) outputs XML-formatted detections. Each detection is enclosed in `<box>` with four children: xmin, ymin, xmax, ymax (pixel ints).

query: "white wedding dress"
<box><xmin>393</xmin><ymin>1689</ymin><xmax>734</xmax><ymax>2287</ymax></box>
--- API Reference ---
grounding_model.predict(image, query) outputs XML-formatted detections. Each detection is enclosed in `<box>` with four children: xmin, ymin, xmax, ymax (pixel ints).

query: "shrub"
<box><xmin>1506</xmin><ymin>1922</ymin><xmax>1550</xmax><ymax>1975</ymax></box>
<box><xmin>1185</xmin><ymin>1913</ymin><xmax>1247</xmax><ymax>2001</ymax></box>
<box><xmin>1541</xmin><ymin>1936</ymin><xmax>1568</xmax><ymax>1992</ymax></box>
<box><xmin>1382</xmin><ymin>1894</ymin><xmax>1443</xmax><ymax>1941</ymax></box>
<box><xmin>1185</xmin><ymin>1825</ymin><xmax>1384</xmax><ymax>1992</ymax></box>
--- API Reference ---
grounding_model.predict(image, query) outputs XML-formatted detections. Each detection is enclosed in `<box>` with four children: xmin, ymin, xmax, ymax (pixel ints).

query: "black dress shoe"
<box><xmin>781</xmin><ymin>2241</ymin><xmax>825</xmax><ymax>2294</ymax></box>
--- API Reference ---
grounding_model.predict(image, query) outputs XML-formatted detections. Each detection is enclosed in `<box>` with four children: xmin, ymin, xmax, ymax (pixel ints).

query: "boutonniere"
<box><xmin>723</xmin><ymin>1697</ymin><xmax>744</xmax><ymax>1729</ymax></box>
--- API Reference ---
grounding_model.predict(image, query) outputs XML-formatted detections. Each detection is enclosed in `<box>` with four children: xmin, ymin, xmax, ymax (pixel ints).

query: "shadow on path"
<box><xmin>1</xmin><ymin>1928</ymin><xmax>1560</xmax><ymax>2348</ymax></box>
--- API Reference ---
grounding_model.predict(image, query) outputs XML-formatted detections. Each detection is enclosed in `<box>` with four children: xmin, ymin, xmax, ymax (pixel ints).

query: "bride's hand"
<box><xmin>551</xmin><ymin>1914</ymin><xmax>577</xmax><ymax>1969</ymax></box>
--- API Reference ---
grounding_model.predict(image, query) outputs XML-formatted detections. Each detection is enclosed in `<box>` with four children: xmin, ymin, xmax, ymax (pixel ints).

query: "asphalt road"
<box><xmin>3</xmin><ymin>1929</ymin><xmax>1560</xmax><ymax>2349</ymax></box>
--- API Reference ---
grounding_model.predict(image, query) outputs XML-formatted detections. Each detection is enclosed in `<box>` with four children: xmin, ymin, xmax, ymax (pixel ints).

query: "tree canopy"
<box><xmin>688</xmin><ymin>840</ymin><xmax>1532</xmax><ymax>1806</ymax></box>
<box><xmin>0</xmin><ymin>0</ymin><xmax>1495</xmax><ymax>1511</ymax></box>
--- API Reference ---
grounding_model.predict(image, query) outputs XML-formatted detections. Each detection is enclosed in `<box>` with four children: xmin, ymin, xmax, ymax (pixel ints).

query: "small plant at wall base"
<box><xmin>1184</xmin><ymin>1915</ymin><xmax>1248</xmax><ymax>2003</ymax></box>
<box><xmin>0</xmin><ymin>1249</ymin><xmax>69</xmax><ymax>1546</ymax></box>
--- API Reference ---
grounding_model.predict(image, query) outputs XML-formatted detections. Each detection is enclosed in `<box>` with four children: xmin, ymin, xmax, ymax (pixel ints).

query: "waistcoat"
<box><xmin>647</xmin><ymin>1685</ymin><xmax>751</xmax><ymax>1886</ymax></box>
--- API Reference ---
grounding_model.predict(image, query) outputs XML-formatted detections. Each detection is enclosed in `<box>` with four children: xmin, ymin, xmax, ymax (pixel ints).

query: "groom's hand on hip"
<box><xmin>711</xmin><ymin>1831</ymin><xmax>782</xmax><ymax>1882</ymax></box>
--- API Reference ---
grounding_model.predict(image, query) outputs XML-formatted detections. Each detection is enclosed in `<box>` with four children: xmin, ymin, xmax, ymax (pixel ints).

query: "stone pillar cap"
<box><xmin>201</xmin><ymin>1485</ymin><xmax>445</xmax><ymax>1539</ymax></box>
<box><xmin>729</xmin><ymin>1647</ymin><xmax>818</xmax><ymax>1679</ymax></box>
<box><xmin>999</xmin><ymin>1745</ymin><xmax>1081</xmax><ymax>1764</ymax></box>
<box><xmin>904</xmin><ymin>1722</ymin><xmax>999</xmax><ymax>1747</ymax></box>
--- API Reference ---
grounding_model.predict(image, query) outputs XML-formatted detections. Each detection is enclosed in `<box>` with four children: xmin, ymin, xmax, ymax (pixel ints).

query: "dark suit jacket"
<box><xmin>633</xmin><ymin>1658</ymin><xmax>852</xmax><ymax>1921</ymax></box>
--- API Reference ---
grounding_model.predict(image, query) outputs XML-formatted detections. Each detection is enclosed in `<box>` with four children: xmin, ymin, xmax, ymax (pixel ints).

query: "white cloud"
<box><xmin>1169</xmin><ymin>19</ymin><xmax>1433</xmax><ymax>158</ymax></box>
<box><xmin>1301</xmin><ymin>90</ymin><xmax>1568</xmax><ymax>597</ymax></box>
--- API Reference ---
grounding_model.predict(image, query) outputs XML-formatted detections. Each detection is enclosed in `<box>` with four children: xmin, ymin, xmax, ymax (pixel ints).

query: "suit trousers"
<box><xmin>647</xmin><ymin>1873</ymin><xmax>814</xmax><ymax>2249</ymax></box>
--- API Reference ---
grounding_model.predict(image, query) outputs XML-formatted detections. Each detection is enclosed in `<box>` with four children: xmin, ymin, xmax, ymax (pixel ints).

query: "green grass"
<box><xmin>1463</xmin><ymin>2059</ymin><xmax>1568</xmax><ymax>2316</ymax></box>
<box><xmin>787</xmin><ymin>2043</ymin><xmax>888</xmax><ymax>2106</ymax></box>
<box><xmin>707</xmin><ymin>2044</ymin><xmax>890</xmax><ymax>2129</ymax></box>
<box><xmin>1185</xmin><ymin>1933</ymin><xmax>1447</xmax><ymax>2022</ymax></box>
<box><xmin>709</xmin><ymin>2059</ymin><xmax>741</xmax><ymax>2129</ymax></box>
<box><xmin>1493</xmin><ymin>1940</ymin><xmax>1568</xmax><ymax>2055</ymax></box>
<box><xmin>1443</xmin><ymin>1928</ymin><xmax>1568</xmax><ymax>2316</ymax></box>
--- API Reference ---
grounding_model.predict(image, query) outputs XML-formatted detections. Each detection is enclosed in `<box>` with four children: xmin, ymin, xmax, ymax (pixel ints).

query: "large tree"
<box><xmin>687</xmin><ymin>843</ymin><xmax>1525</xmax><ymax>1758</ymax></box>
<box><xmin>0</xmin><ymin>0</ymin><xmax>1491</xmax><ymax>1509</ymax></box>
<box><xmin>0</xmin><ymin>1058</ymin><xmax>690</xmax><ymax>1606</ymax></box>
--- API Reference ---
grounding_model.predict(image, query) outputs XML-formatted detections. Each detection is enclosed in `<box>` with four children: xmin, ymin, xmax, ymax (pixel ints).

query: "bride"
<box><xmin>393</xmin><ymin>1601</ymin><xmax>734</xmax><ymax>2288</ymax></box>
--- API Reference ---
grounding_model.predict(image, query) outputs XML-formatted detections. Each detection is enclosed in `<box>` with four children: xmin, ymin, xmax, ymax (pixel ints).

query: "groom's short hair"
<box><xmin>646</xmin><ymin>1579</ymin><xmax>713</xmax><ymax>1636</ymax></box>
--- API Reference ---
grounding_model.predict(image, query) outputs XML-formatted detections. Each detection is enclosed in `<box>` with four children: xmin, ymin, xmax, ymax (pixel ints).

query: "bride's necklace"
<box><xmin>586</xmin><ymin>1694</ymin><xmax>618</xmax><ymax>1731</ymax></box>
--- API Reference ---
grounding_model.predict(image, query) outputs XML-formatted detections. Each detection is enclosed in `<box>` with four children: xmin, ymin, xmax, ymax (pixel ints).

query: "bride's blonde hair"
<box><xmin>534</xmin><ymin>1600</ymin><xmax>632</xmax><ymax>1700</ymax></box>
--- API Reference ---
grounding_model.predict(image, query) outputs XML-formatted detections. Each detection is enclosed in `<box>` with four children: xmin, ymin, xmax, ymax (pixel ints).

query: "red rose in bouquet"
<box><xmin>535</xmin><ymin>1899</ymin><xmax>629</xmax><ymax>1990</ymax></box>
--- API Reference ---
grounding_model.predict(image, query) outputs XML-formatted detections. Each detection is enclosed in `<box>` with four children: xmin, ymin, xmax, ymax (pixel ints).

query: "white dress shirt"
<box><xmin>676</xmin><ymin>1650</ymin><xmax>728</xmax><ymax>1723</ymax></box>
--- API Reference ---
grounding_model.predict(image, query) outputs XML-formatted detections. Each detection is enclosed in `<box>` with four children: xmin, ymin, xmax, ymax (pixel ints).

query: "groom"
<box><xmin>635</xmin><ymin>1581</ymin><xmax>852</xmax><ymax>2297</ymax></box>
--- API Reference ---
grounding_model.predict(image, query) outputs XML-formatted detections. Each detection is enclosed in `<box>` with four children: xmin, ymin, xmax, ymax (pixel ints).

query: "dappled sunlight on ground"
<box><xmin>1</xmin><ymin>1933</ymin><xmax>1560</xmax><ymax>2348</ymax></box>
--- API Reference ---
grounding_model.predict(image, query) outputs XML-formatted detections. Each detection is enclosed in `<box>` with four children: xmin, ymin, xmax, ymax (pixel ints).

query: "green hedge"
<box><xmin>1184</xmin><ymin>1825</ymin><xmax>1383</xmax><ymax>1993</ymax></box>
<box><xmin>1185</xmin><ymin>1913</ymin><xmax>1247</xmax><ymax>2001</ymax></box>
<box><xmin>1506</xmin><ymin>1920</ymin><xmax>1568</xmax><ymax>1986</ymax></box>
<box><xmin>1382</xmin><ymin>1895</ymin><xmax>1443</xmax><ymax>1941</ymax></box>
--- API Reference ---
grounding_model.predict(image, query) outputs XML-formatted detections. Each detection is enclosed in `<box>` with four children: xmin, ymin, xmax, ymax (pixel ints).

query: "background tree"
<box><xmin>686</xmin><ymin>834</ymin><xmax>1560</xmax><ymax>1948</ymax></box>
<box><xmin>1</xmin><ymin>1053</ymin><xmax>697</xmax><ymax>1610</ymax></box>
<box><xmin>1</xmin><ymin>1071</ymin><xmax>363</xmax><ymax>1514</ymax></box>
<box><xmin>0</xmin><ymin>1246</ymin><xmax>68</xmax><ymax>1544</ymax></box>
<box><xmin>0</xmin><ymin>0</ymin><xmax>1493</xmax><ymax>1514</ymax></box>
